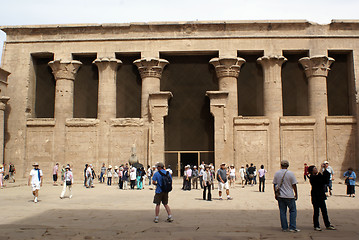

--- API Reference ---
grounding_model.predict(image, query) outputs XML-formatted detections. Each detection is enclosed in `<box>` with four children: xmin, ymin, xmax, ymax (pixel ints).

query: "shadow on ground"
<box><xmin>0</xmin><ymin>209</ymin><xmax>358</xmax><ymax>240</ymax></box>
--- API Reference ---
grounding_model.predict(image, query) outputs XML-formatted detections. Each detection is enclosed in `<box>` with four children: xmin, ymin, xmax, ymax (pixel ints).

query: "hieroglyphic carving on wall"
<box><xmin>25</xmin><ymin>127</ymin><xmax>54</xmax><ymax>177</ymax></box>
<box><xmin>234</xmin><ymin>130</ymin><xmax>268</xmax><ymax>168</ymax></box>
<box><xmin>327</xmin><ymin>123</ymin><xmax>356</xmax><ymax>175</ymax></box>
<box><xmin>281</xmin><ymin>129</ymin><xmax>315</xmax><ymax>176</ymax></box>
<box><xmin>109</xmin><ymin>127</ymin><xmax>148</xmax><ymax>166</ymax></box>
<box><xmin>65</xmin><ymin>128</ymin><xmax>98</xmax><ymax>175</ymax></box>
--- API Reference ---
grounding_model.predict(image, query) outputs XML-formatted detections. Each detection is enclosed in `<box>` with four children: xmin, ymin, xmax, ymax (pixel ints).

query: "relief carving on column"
<box><xmin>209</xmin><ymin>57</ymin><xmax>246</xmax><ymax>78</ymax></box>
<box><xmin>133</xmin><ymin>58</ymin><xmax>169</xmax><ymax>79</ymax></box>
<box><xmin>93</xmin><ymin>57</ymin><xmax>122</xmax><ymax>71</ymax></box>
<box><xmin>299</xmin><ymin>56</ymin><xmax>335</xmax><ymax>78</ymax></box>
<box><xmin>48</xmin><ymin>60</ymin><xmax>82</xmax><ymax>81</ymax></box>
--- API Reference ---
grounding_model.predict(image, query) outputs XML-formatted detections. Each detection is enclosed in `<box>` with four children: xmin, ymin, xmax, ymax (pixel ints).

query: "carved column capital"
<box><xmin>133</xmin><ymin>58</ymin><xmax>169</xmax><ymax>79</ymax></box>
<box><xmin>210</xmin><ymin>57</ymin><xmax>246</xmax><ymax>78</ymax></box>
<box><xmin>0</xmin><ymin>96</ymin><xmax>10</xmax><ymax>111</ymax></box>
<box><xmin>48</xmin><ymin>60</ymin><xmax>82</xmax><ymax>81</ymax></box>
<box><xmin>257</xmin><ymin>55</ymin><xmax>287</xmax><ymax>68</ymax></box>
<box><xmin>93</xmin><ymin>57</ymin><xmax>122</xmax><ymax>71</ymax></box>
<box><xmin>299</xmin><ymin>56</ymin><xmax>335</xmax><ymax>78</ymax></box>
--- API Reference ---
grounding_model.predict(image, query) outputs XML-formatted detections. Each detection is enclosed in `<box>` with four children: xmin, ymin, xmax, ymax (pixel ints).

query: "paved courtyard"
<box><xmin>0</xmin><ymin>180</ymin><xmax>358</xmax><ymax>239</ymax></box>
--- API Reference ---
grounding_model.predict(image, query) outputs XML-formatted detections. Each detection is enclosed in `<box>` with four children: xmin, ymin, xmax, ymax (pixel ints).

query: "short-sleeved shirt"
<box><xmin>53</xmin><ymin>165</ymin><xmax>58</xmax><ymax>175</ymax></box>
<box><xmin>217</xmin><ymin>168</ymin><xmax>227</xmax><ymax>183</ymax></box>
<box><xmin>30</xmin><ymin>169</ymin><xmax>43</xmax><ymax>185</ymax></box>
<box><xmin>273</xmin><ymin>169</ymin><xmax>297</xmax><ymax>199</ymax></box>
<box><xmin>152</xmin><ymin>169</ymin><xmax>172</xmax><ymax>194</ymax></box>
<box><xmin>258</xmin><ymin>169</ymin><xmax>267</xmax><ymax>178</ymax></box>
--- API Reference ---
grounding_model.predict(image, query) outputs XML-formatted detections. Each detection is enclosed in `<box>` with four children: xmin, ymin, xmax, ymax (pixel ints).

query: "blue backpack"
<box><xmin>158</xmin><ymin>170</ymin><xmax>172</xmax><ymax>192</ymax></box>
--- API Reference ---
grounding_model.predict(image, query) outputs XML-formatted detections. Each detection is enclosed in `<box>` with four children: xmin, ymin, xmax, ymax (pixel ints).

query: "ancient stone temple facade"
<box><xmin>0</xmin><ymin>20</ymin><xmax>358</xmax><ymax>179</ymax></box>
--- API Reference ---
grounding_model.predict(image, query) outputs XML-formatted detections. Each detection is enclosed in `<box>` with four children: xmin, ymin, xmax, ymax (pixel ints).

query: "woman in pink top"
<box><xmin>258</xmin><ymin>165</ymin><xmax>267</xmax><ymax>192</ymax></box>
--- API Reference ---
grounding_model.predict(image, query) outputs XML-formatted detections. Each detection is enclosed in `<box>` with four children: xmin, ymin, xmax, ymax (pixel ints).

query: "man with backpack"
<box><xmin>152</xmin><ymin>162</ymin><xmax>173</xmax><ymax>223</ymax></box>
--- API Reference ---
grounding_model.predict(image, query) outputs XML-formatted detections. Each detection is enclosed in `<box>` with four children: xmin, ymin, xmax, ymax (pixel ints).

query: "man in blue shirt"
<box><xmin>152</xmin><ymin>162</ymin><xmax>173</xmax><ymax>223</ymax></box>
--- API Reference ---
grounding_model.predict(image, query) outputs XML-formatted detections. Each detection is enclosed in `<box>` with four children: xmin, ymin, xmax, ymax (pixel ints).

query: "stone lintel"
<box><xmin>299</xmin><ymin>55</ymin><xmax>335</xmax><ymax>78</ymax></box>
<box><xmin>206</xmin><ymin>91</ymin><xmax>228</xmax><ymax>107</ymax></box>
<box><xmin>134</xmin><ymin>58</ymin><xmax>169</xmax><ymax>79</ymax></box>
<box><xmin>279</xmin><ymin>116</ymin><xmax>316</xmax><ymax>126</ymax></box>
<box><xmin>210</xmin><ymin>57</ymin><xmax>245</xmax><ymax>78</ymax></box>
<box><xmin>257</xmin><ymin>55</ymin><xmax>287</xmax><ymax>67</ymax></box>
<box><xmin>48</xmin><ymin>60</ymin><xmax>82</xmax><ymax>81</ymax></box>
<box><xmin>233</xmin><ymin>117</ymin><xmax>270</xmax><ymax>126</ymax></box>
<box><xmin>326</xmin><ymin>116</ymin><xmax>357</xmax><ymax>125</ymax></box>
<box><xmin>110</xmin><ymin>118</ymin><xmax>144</xmax><ymax>127</ymax></box>
<box><xmin>65</xmin><ymin>118</ymin><xmax>99</xmax><ymax>127</ymax></box>
<box><xmin>26</xmin><ymin>118</ymin><xmax>56</xmax><ymax>127</ymax></box>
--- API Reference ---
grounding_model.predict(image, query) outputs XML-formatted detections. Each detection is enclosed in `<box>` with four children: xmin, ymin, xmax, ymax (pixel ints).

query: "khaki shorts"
<box><xmin>153</xmin><ymin>192</ymin><xmax>169</xmax><ymax>205</ymax></box>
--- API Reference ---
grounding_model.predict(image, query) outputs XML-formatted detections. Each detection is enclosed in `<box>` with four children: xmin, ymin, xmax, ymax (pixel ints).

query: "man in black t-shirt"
<box><xmin>247</xmin><ymin>163</ymin><xmax>255</xmax><ymax>186</ymax></box>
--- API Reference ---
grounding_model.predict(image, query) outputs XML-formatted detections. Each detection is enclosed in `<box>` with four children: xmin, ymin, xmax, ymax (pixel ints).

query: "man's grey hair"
<box><xmin>281</xmin><ymin>160</ymin><xmax>289</xmax><ymax>167</ymax></box>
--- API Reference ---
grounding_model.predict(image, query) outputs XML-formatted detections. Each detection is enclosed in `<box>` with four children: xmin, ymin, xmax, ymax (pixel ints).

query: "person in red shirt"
<box><xmin>304</xmin><ymin>163</ymin><xmax>309</xmax><ymax>181</ymax></box>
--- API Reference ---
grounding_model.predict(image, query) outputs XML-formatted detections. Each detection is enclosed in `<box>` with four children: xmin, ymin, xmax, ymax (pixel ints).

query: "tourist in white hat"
<box><xmin>322</xmin><ymin>161</ymin><xmax>334</xmax><ymax>196</ymax></box>
<box><xmin>0</xmin><ymin>164</ymin><xmax>4</xmax><ymax>188</ymax></box>
<box><xmin>60</xmin><ymin>165</ymin><xmax>73</xmax><ymax>199</ymax></box>
<box><xmin>217</xmin><ymin>163</ymin><xmax>232</xmax><ymax>200</ymax></box>
<box><xmin>28</xmin><ymin>162</ymin><xmax>43</xmax><ymax>203</ymax></box>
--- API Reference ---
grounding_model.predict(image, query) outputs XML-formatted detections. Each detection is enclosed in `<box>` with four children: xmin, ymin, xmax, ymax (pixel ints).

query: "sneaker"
<box><xmin>166</xmin><ymin>217</ymin><xmax>174</xmax><ymax>222</ymax></box>
<box><xmin>69</xmin><ymin>195</ymin><xmax>72</xmax><ymax>199</ymax></box>
<box><xmin>154</xmin><ymin>218</ymin><xmax>159</xmax><ymax>223</ymax></box>
<box><xmin>34</xmin><ymin>197</ymin><xmax>38</xmax><ymax>203</ymax></box>
<box><xmin>219</xmin><ymin>198</ymin><xmax>223</xmax><ymax>200</ymax></box>
<box><xmin>314</xmin><ymin>227</ymin><xmax>322</xmax><ymax>231</ymax></box>
<box><xmin>289</xmin><ymin>229</ymin><xmax>300</xmax><ymax>232</ymax></box>
<box><xmin>326</xmin><ymin>225</ymin><xmax>336</xmax><ymax>230</ymax></box>
<box><xmin>282</xmin><ymin>229</ymin><xmax>289</xmax><ymax>232</ymax></box>
<box><xmin>227</xmin><ymin>197</ymin><xmax>233</xmax><ymax>200</ymax></box>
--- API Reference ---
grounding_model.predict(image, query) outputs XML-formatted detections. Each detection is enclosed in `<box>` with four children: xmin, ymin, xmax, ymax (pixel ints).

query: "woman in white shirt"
<box><xmin>60</xmin><ymin>165</ymin><xmax>73</xmax><ymax>199</ymax></box>
<box><xmin>0</xmin><ymin>164</ymin><xmax>4</xmax><ymax>188</ymax></box>
<box><xmin>130</xmin><ymin>167</ymin><xmax>137</xmax><ymax>189</ymax></box>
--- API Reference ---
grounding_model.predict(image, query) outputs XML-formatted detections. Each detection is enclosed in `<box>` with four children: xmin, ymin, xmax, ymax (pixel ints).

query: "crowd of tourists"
<box><xmin>14</xmin><ymin>158</ymin><xmax>358</xmax><ymax>231</ymax></box>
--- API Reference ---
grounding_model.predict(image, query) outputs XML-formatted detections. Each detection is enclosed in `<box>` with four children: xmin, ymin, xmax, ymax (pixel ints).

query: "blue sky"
<box><xmin>1</xmin><ymin>0</ymin><xmax>358</xmax><ymax>64</ymax></box>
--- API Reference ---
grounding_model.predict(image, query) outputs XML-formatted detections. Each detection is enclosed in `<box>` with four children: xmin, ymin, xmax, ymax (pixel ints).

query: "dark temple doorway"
<box><xmin>160</xmin><ymin>53</ymin><xmax>217</xmax><ymax>176</ymax></box>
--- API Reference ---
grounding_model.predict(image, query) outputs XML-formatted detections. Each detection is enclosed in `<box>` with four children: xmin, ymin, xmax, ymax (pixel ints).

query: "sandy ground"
<box><xmin>0</xmin><ymin>179</ymin><xmax>358</xmax><ymax>240</ymax></box>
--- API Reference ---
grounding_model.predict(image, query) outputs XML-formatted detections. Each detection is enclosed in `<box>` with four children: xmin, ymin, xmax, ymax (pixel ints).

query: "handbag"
<box><xmin>66</xmin><ymin>180</ymin><xmax>72</xmax><ymax>186</ymax></box>
<box><xmin>275</xmin><ymin>170</ymin><xmax>288</xmax><ymax>199</ymax></box>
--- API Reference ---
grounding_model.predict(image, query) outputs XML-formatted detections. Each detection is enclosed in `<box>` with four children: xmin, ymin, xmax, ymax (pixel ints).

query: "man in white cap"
<box><xmin>323</xmin><ymin>161</ymin><xmax>334</xmax><ymax>196</ymax></box>
<box><xmin>28</xmin><ymin>162</ymin><xmax>43</xmax><ymax>203</ymax></box>
<box><xmin>217</xmin><ymin>163</ymin><xmax>232</xmax><ymax>200</ymax></box>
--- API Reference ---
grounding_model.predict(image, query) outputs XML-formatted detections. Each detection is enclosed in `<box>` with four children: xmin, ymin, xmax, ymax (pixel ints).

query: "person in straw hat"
<box><xmin>28</xmin><ymin>162</ymin><xmax>43</xmax><ymax>203</ymax></box>
<box><xmin>107</xmin><ymin>165</ymin><xmax>113</xmax><ymax>186</ymax></box>
<box><xmin>60</xmin><ymin>165</ymin><xmax>73</xmax><ymax>199</ymax></box>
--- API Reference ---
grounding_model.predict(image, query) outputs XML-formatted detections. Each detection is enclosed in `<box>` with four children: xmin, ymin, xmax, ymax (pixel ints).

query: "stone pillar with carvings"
<box><xmin>257</xmin><ymin>55</ymin><xmax>287</xmax><ymax>172</ymax></box>
<box><xmin>208</xmin><ymin>57</ymin><xmax>245</xmax><ymax>168</ymax></box>
<box><xmin>93</xmin><ymin>57</ymin><xmax>122</xmax><ymax>166</ymax></box>
<box><xmin>49</xmin><ymin>60</ymin><xmax>82</xmax><ymax>162</ymax></box>
<box><xmin>0</xmin><ymin>97</ymin><xmax>9</xmax><ymax>165</ymax></box>
<box><xmin>134</xmin><ymin>58</ymin><xmax>169</xmax><ymax>119</ymax></box>
<box><xmin>134</xmin><ymin>58</ymin><xmax>170</xmax><ymax>165</ymax></box>
<box><xmin>299</xmin><ymin>55</ymin><xmax>335</xmax><ymax>164</ymax></box>
<box><xmin>148</xmin><ymin>92</ymin><xmax>172</xmax><ymax>165</ymax></box>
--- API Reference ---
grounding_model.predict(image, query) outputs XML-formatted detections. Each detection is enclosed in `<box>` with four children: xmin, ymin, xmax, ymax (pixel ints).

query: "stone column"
<box><xmin>93</xmin><ymin>58</ymin><xmax>122</xmax><ymax>120</ymax></box>
<box><xmin>299</xmin><ymin>56</ymin><xmax>335</xmax><ymax>164</ymax></box>
<box><xmin>93</xmin><ymin>57</ymin><xmax>122</xmax><ymax>166</ymax></box>
<box><xmin>49</xmin><ymin>60</ymin><xmax>82</xmax><ymax>162</ymax></box>
<box><xmin>209</xmin><ymin>57</ymin><xmax>245</xmax><ymax>167</ymax></box>
<box><xmin>257</xmin><ymin>55</ymin><xmax>287</xmax><ymax>172</ymax></box>
<box><xmin>0</xmin><ymin>97</ymin><xmax>9</xmax><ymax>164</ymax></box>
<box><xmin>206</xmin><ymin>91</ymin><xmax>228</xmax><ymax>169</ymax></box>
<box><xmin>134</xmin><ymin>58</ymin><xmax>169</xmax><ymax>119</ymax></box>
<box><xmin>148</xmin><ymin>92</ymin><xmax>172</xmax><ymax>165</ymax></box>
